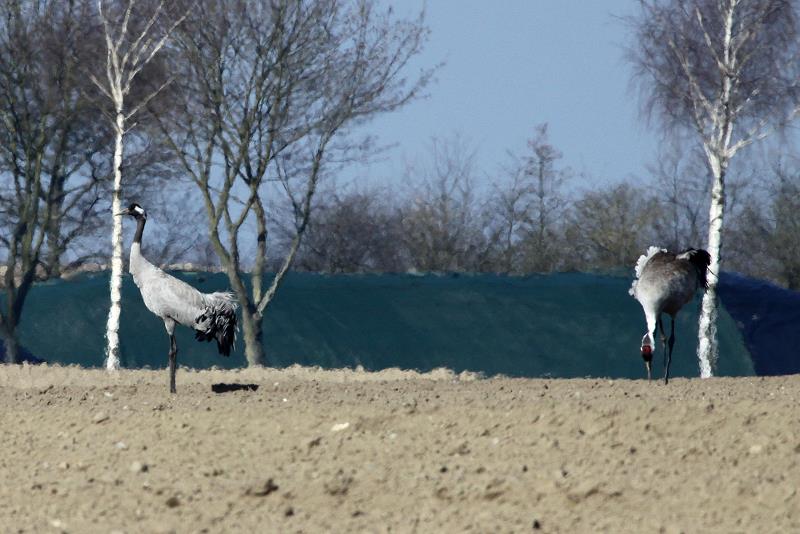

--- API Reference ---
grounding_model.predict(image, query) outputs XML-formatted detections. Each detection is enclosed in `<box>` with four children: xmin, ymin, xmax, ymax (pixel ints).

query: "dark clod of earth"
<box><xmin>247</xmin><ymin>478</ymin><xmax>279</xmax><ymax>497</ymax></box>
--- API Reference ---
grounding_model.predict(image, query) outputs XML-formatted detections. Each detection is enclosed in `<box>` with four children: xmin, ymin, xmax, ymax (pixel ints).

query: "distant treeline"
<box><xmin>130</xmin><ymin>127</ymin><xmax>800</xmax><ymax>290</ymax></box>
<box><xmin>281</xmin><ymin>132</ymin><xmax>800</xmax><ymax>291</ymax></box>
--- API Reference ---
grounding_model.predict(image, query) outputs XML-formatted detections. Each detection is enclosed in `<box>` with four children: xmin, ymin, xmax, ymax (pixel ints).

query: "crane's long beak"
<box><xmin>114</xmin><ymin>208</ymin><xmax>130</xmax><ymax>216</ymax></box>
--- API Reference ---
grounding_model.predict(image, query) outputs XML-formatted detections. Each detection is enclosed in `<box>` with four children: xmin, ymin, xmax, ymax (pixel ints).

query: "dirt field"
<box><xmin>0</xmin><ymin>364</ymin><xmax>798</xmax><ymax>533</ymax></box>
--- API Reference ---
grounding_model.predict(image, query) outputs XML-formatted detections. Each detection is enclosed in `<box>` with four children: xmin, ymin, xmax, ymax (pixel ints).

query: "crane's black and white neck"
<box><xmin>117</xmin><ymin>203</ymin><xmax>238</xmax><ymax>394</ymax></box>
<box><xmin>128</xmin><ymin>203</ymin><xmax>147</xmax><ymax>245</ymax></box>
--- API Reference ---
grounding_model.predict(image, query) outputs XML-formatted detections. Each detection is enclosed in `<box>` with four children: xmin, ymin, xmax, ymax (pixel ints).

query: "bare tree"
<box><xmin>154</xmin><ymin>0</ymin><xmax>432</xmax><ymax>365</ymax></box>
<box><xmin>727</xmin><ymin>160</ymin><xmax>800</xmax><ymax>288</ymax></box>
<box><xmin>140</xmin><ymin>191</ymin><xmax>219</xmax><ymax>270</ymax></box>
<box><xmin>647</xmin><ymin>139</ymin><xmax>710</xmax><ymax>250</ymax></box>
<box><xmin>628</xmin><ymin>0</ymin><xmax>800</xmax><ymax>375</ymax></box>
<box><xmin>522</xmin><ymin>123</ymin><xmax>570</xmax><ymax>272</ymax></box>
<box><xmin>568</xmin><ymin>182</ymin><xmax>662</xmax><ymax>271</ymax></box>
<box><xmin>484</xmin><ymin>124</ymin><xmax>570</xmax><ymax>273</ymax></box>
<box><xmin>484</xmin><ymin>166</ymin><xmax>530</xmax><ymax>273</ymax></box>
<box><xmin>517</xmin><ymin>124</ymin><xmax>570</xmax><ymax>272</ymax></box>
<box><xmin>90</xmin><ymin>0</ymin><xmax>189</xmax><ymax>370</ymax></box>
<box><xmin>0</xmin><ymin>1</ymin><xmax>110</xmax><ymax>362</ymax></box>
<box><xmin>401</xmin><ymin>135</ymin><xmax>488</xmax><ymax>272</ymax></box>
<box><xmin>292</xmin><ymin>187</ymin><xmax>404</xmax><ymax>273</ymax></box>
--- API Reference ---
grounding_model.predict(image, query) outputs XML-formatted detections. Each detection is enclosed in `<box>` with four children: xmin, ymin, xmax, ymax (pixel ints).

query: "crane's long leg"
<box><xmin>664</xmin><ymin>317</ymin><xmax>675</xmax><ymax>385</ymax></box>
<box><xmin>657</xmin><ymin>316</ymin><xmax>667</xmax><ymax>371</ymax></box>
<box><xmin>169</xmin><ymin>334</ymin><xmax>177</xmax><ymax>394</ymax></box>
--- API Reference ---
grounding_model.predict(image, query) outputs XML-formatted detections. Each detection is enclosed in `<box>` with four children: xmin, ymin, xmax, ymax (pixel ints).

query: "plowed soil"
<box><xmin>1</xmin><ymin>365</ymin><xmax>798</xmax><ymax>533</ymax></box>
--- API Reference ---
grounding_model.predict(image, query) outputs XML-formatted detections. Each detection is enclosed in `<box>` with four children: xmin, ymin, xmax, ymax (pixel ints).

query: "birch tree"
<box><xmin>91</xmin><ymin>0</ymin><xmax>188</xmax><ymax>370</ymax></box>
<box><xmin>155</xmin><ymin>0</ymin><xmax>432</xmax><ymax>366</ymax></box>
<box><xmin>629</xmin><ymin>0</ymin><xmax>800</xmax><ymax>376</ymax></box>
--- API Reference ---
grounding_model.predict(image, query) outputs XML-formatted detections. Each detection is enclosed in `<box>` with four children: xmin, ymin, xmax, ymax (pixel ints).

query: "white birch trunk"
<box><xmin>94</xmin><ymin>0</ymin><xmax>185</xmax><ymax>371</ymax></box>
<box><xmin>696</xmin><ymin>157</ymin><xmax>725</xmax><ymax>378</ymax></box>
<box><xmin>104</xmin><ymin>111</ymin><xmax>125</xmax><ymax>370</ymax></box>
<box><xmin>695</xmin><ymin>2</ymin><xmax>734</xmax><ymax>379</ymax></box>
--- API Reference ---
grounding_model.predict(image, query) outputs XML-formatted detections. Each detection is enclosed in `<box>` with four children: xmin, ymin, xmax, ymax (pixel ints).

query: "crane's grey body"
<box><xmin>119</xmin><ymin>203</ymin><xmax>237</xmax><ymax>393</ymax></box>
<box><xmin>129</xmin><ymin>242</ymin><xmax>235</xmax><ymax>337</ymax></box>
<box><xmin>630</xmin><ymin>246</ymin><xmax>710</xmax><ymax>383</ymax></box>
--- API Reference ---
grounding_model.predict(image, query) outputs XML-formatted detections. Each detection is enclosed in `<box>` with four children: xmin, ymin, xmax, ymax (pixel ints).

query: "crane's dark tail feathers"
<box><xmin>680</xmin><ymin>248</ymin><xmax>712</xmax><ymax>289</ymax></box>
<box><xmin>194</xmin><ymin>295</ymin><xmax>238</xmax><ymax>356</ymax></box>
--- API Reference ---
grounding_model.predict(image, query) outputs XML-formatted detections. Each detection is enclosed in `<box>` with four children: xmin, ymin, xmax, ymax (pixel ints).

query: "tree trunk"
<box><xmin>104</xmin><ymin>112</ymin><xmax>125</xmax><ymax>370</ymax></box>
<box><xmin>45</xmin><ymin>210</ymin><xmax>61</xmax><ymax>278</ymax></box>
<box><xmin>3</xmin><ymin>337</ymin><xmax>19</xmax><ymax>364</ymax></box>
<box><xmin>241</xmin><ymin>307</ymin><xmax>264</xmax><ymax>367</ymax></box>
<box><xmin>697</xmin><ymin>163</ymin><xmax>726</xmax><ymax>378</ymax></box>
<box><xmin>44</xmin><ymin>179</ymin><xmax>66</xmax><ymax>278</ymax></box>
<box><xmin>1</xmin><ymin>325</ymin><xmax>19</xmax><ymax>364</ymax></box>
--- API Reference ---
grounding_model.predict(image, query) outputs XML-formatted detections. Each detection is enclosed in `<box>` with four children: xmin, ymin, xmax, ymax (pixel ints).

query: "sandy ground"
<box><xmin>0</xmin><ymin>365</ymin><xmax>799</xmax><ymax>534</ymax></box>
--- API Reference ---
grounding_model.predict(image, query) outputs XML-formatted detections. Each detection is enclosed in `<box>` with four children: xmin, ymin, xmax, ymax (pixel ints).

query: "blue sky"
<box><xmin>347</xmin><ymin>0</ymin><xmax>660</xmax><ymax>190</ymax></box>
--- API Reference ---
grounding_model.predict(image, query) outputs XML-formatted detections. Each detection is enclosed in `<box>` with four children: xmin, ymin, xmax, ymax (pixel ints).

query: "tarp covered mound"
<box><xmin>6</xmin><ymin>271</ymin><xmax>754</xmax><ymax>378</ymax></box>
<box><xmin>718</xmin><ymin>272</ymin><xmax>800</xmax><ymax>375</ymax></box>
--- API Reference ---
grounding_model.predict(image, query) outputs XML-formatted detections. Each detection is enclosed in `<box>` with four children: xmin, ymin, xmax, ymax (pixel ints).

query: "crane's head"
<box><xmin>116</xmin><ymin>203</ymin><xmax>147</xmax><ymax>220</ymax></box>
<box><xmin>641</xmin><ymin>333</ymin><xmax>653</xmax><ymax>380</ymax></box>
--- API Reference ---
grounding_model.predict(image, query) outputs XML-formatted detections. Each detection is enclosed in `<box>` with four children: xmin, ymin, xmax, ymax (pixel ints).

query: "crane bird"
<box><xmin>117</xmin><ymin>203</ymin><xmax>238</xmax><ymax>393</ymax></box>
<box><xmin>629</xmin><ymin>246</ymin><xmax>711</xmax><ymax>384</ymax></box>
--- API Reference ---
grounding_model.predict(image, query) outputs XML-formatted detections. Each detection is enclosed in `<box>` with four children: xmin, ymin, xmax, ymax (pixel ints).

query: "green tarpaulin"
<box><xmin>8</xmin><ymin>271</ymin><xmax>753</xmax><ymax>378</ymax></box>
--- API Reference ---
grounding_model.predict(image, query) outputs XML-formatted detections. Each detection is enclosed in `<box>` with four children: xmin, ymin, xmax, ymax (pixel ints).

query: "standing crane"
<box><xmin>117</xmin><ymin>203</ymin><xmax>238</xmax><ymax>393</ymax></box>
<box><xmin>629</xmin><ymin>246</ymin><xmax>711</xmax><ymax>384</ymax></box>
